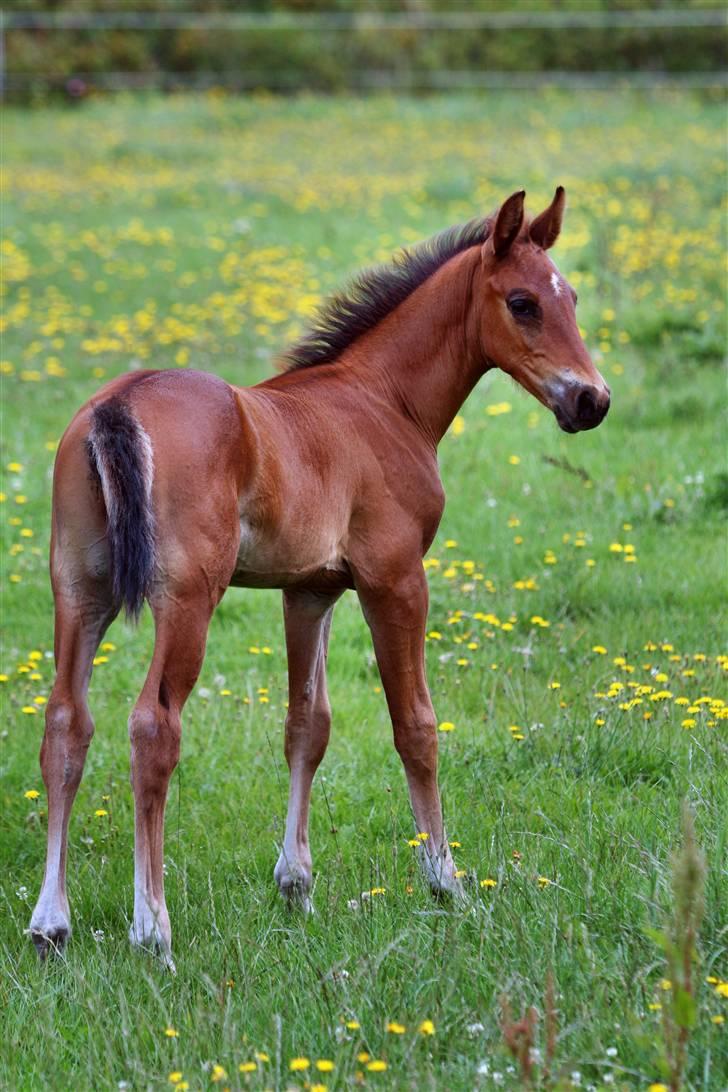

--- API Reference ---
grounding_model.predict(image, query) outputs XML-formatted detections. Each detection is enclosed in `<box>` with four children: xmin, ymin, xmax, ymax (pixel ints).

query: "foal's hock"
<box><xmin>30</xmin><ymin>188</ymin><xmax>610</xmax><ymax>964</ymax></box>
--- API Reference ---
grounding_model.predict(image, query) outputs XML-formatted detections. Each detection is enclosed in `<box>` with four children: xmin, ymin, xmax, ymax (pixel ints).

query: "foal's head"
<box><xmin>480</xmin><ymin>188</ymin><xmax>610</xmax><ymax>433</ymax></box>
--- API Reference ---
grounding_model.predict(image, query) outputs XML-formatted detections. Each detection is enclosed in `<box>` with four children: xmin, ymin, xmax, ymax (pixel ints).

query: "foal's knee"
<box><xmin>393</xmin><ymin>711</ymin><xmax>438</xmax><ymax>780</ymax></box>
<box><xmin>128</xmin><ymin>703</ymin><xmax>181</xmax><ymax>784</ymax></box>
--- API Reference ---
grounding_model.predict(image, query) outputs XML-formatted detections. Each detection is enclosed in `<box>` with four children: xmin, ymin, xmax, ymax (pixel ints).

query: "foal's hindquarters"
<box><xmin>30</xmin><ymin>372</ymin><xmax>244</xmax><ymax>962</ymax></box>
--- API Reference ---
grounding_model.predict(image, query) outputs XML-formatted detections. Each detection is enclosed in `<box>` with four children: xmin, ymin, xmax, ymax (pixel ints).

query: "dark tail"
<box><xmin>87</xmin><ymin>396</ymin><xmax>156</xmax><ymax>621</ymax></box>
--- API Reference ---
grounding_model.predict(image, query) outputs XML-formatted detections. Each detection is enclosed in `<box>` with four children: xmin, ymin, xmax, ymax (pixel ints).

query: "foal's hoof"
<box><xmin>29</xmin><ymin>924</ymin><xmax>69</xmax><ymax>960</ymax></box>
<box><xmin>29</xmin><ymin>904</ymin><xmax>71</xmax><ymax>960</ymax></box>
<box><xmin>274</xmin><ymin>855</ymin><xmax>314</xmax><ymax>913</ymax></box>
<box><xmin>129</xmin><ymin>932</ymin><xmax>176</xmax><ymax>973</ymax></box>
<box><xmin>421</xmin><ymin>852</ymin><xmax>466</xmax><ymax>904</ymax></box>
<box><xmin>129</xmin><ymin>920</ymin><xmax>176</xmax><ymax>973</ymax></box>
<box><xmin>431</xmin><ymin>879</ymin><xmax>466</xmax><ymax>904</ymax></box>
<box><xmin>275</xmin><ymin>876</ymin><xmax>314</xmax><ymax>913</ymax></box>
<box><xmin>277</xmin><ymin>878</ymin><xmax>314</xmax><ymax>915</ymax></box>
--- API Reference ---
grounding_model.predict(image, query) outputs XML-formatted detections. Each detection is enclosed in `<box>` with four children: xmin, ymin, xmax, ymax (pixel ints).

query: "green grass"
<box><xmin>1</xmin><ymin>90</ymin><xmax>727</xmax><ymax>1091</ymax></box>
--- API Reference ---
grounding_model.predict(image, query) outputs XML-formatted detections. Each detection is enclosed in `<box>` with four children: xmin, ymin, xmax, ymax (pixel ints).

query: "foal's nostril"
<box><xmin>576</xmin><ymin>387</ymin><xmax>598</xmax><ymax>421</ymax></box>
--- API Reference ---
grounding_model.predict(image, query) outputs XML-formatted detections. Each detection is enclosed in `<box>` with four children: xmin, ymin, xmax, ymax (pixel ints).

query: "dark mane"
<box><xmin>281</xmin><ymin>216</ymin><xmax>493</xmax><ymax>371</ymax></box>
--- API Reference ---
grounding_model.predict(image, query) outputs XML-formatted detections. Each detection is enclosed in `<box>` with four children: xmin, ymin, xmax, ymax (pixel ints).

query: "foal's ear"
<box><xmin>529</xmin><ymin>186</ymin><xmax>566</xmax><ymax>250</ymax></box>
<box><xmin>492</xmin><ymin>190</ymin><xmax>526</xmax><ymax>258</ymax></box>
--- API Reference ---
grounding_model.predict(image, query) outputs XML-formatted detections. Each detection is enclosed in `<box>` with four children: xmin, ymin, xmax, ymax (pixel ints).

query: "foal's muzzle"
<box><xmin>554</xmin><ymin>383</ymin><xmax>611</xmax><ymax>433</ymax></box>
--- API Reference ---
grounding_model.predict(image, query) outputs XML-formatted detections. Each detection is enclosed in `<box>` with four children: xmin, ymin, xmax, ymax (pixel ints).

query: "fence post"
<box><xmin>0</xmin><ymin>14</ymin><xmax>5</xmax><ymax>103</ymax></box>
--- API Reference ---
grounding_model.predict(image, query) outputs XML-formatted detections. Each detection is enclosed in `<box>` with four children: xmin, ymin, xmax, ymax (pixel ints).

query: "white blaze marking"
<box><xmin>550</xmin><ymin>271</ymin><xmax>563</xmax><ymax>297</ymax></box>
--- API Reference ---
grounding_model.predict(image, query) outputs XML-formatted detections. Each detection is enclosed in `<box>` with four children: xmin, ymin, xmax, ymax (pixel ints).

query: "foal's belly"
<box><xmin>228</xmin><ymin>518</ymin><xmax>352</xmax><ymax>592</ymax></box>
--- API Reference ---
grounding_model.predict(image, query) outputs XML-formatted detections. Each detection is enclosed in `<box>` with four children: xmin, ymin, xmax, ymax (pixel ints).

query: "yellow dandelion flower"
<box><xmin>386</xmin><ymin>1021</ymin><xmax>406</xmax><ymax>1034</ymax></box>
<box><xmin>480</xmin><ymin>878</ymin><xmax>497</xmax><ymax>888</ymax></box>
<box><xmin>24</xmin><ymin>789</ymin><xmax>40</xmax><ymax>800</ymax></box>
<box><xmin>367</xmin><ymin>1060</ymin><xmax>388</xmax><ymax>1072</ymax></box>
<box><xmin>238</xmin><ymin>1062</ymin><xmax>257</xmax><ymax>1073</ymax></box>
<box><xmin>316</xmin><ymin>1059</ymin><xmax>334</xmax><ymax>1072</ymax></box>
<box><xmin>289</xmin><ymin>1057</ymin><xmax>310</xmax><ymax>1071</ymax></box>
<box><xmin>210</xmin><ymin>1064</ymin><xmax>227</xmax><ymax>1082</ymax></box>
<box><xmin>164</xmin><ymin>1027</ymin><xmax>179</xmax><ymax>1038</ymax></box>
<box><xmin>418</xmin><ymin>1019</ymin><xmax>435</xmax><ymax>1035</ymax></box>
<box><xmin>438</xmin><ymin>721</ymin><xmax>455</xmax><ymax>732</ymax></box>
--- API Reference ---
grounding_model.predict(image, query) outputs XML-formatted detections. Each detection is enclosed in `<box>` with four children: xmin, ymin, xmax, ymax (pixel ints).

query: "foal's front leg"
<box><xmin>274</xmin><ymin>589</ymin><xmax>339</xmax><ymax>911</ymax></box>
<box><xmin>356</xmin><ymin>565</ymin><xmax>461</xmax><ymax>897</ymax></box>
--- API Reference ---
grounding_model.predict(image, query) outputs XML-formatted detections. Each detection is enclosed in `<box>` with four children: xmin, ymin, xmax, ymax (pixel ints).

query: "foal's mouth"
<box><xmin>554</xmin><ymin>407</ymin><xmax>579</xmax><ymax>433</ymax></box>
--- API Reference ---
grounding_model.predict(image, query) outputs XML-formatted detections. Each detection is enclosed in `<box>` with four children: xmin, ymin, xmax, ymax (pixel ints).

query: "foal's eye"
<box><xmin>507</xmin><ymin>296</ymin><xmax>539</xmax><ymax>320</ymax></box>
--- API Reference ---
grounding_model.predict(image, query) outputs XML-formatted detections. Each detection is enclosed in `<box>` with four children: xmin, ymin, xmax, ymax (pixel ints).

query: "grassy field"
<box><xmin>1</xmin><ymin>90</ymin><xmax>726</xmax><ymax>1091</ymax></box>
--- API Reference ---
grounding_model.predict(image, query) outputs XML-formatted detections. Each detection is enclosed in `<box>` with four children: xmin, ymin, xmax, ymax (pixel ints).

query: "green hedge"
<box><xmin>6</xmin><ymin>0</ymin><xmax>727</xmax><ymax>101</ymax></box>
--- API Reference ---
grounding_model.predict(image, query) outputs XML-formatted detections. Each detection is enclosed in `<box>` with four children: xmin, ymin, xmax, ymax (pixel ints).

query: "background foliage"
<box><xmin>6</xmin><ymin>0</ymin><xmax>728</xmax><ymax>101</ymax></box>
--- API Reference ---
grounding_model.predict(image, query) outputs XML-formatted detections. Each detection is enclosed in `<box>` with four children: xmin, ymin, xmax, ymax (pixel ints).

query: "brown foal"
<box><xmin>30</xmin><ymin>188</ymin><xmax>609</xmax><ymax>964</ymax></box>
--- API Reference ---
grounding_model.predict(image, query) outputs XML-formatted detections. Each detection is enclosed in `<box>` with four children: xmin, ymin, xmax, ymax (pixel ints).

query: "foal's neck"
<box><xmin>344</xmin><ymin>246</ymin><xmax>488</xmax><ymax>445</ymax></box>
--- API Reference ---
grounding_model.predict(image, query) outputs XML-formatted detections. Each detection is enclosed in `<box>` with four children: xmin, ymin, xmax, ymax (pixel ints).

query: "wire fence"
<box><xmin>4</xmin><ymin>8</ymin><xmax>727</xmax><ymax>30</ymax></box>
<box><xmin>4</xmin><ymin>68</ymin><xmax>727</xmax><ymax>95</ymax></box>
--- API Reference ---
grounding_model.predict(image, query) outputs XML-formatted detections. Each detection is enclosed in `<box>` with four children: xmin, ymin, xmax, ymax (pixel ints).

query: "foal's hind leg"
<box><xmin>274</xmin><ymin>589</ymin><xmax>339</xmax><ymax>911</ymax></box>
<box><xmin>30</xmin><ymin>587</ymin><xmax>116</xmax><ymax>956</ymax></box>
<box><xmin>128</xmin><ymin>585</ymin><xmax>216</xmax><ymax>964</ymax></box>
